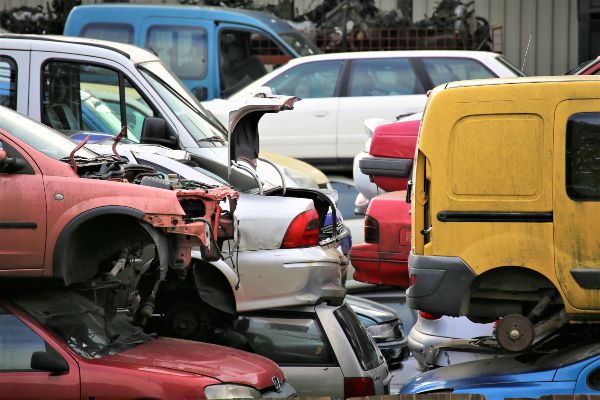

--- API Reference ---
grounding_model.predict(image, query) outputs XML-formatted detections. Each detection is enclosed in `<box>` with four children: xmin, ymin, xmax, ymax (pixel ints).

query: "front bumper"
<box><xmin>350</xmin><ymin>243</ymin><xmax>409</xmax><ymax>287</ymax></box>
<box><xmin>406</xmin><ymin>253</ymin><xmax>476</xmax><ymax>316</ymax></box>
<box><xmin>260</xmin><ymin>381</ymin><xmax>296</xmax><ymax>398</ymax></box>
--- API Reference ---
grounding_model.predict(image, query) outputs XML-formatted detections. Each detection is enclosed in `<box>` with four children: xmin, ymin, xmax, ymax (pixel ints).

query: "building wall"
<box><xmin>413</xmin><ymin>0</ymin><xmax>579</xmax><ymax>75</ymax></box>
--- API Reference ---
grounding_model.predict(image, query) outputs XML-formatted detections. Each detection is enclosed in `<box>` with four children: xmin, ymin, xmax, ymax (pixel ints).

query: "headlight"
<box><xmin>366</xmin><ymin>322</ymin><xmax>397</xmax><ymax>342</ymax></box>
<box><xmin>204</xmin><ymin>384</ymin><xmax>261</xmax><ymax>399</ymax></box>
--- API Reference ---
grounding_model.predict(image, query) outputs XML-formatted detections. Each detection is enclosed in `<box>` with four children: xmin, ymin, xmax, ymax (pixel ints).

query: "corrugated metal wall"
<box><xmin>413</xmin><ymin>0</ymin><xmax>579</xmax><ymax>75</ymax></box>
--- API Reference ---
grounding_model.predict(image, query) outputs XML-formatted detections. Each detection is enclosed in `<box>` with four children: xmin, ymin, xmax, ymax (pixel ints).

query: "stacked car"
<box><xmin>0</xmin><ymin>33</ymin><xmax>398</xmax><ymax>398</ymax></box>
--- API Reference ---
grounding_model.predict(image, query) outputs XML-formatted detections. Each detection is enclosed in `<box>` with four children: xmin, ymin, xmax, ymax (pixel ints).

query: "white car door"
<box><xmin>257</xmin><ymin>59</ymin><xmax>344</xmax><ymax>161</ymax></box>
<box><xmin>336</xmin><ymin>58</ymin><xmax>427</xmax><ymax>160</ymax></box>
<box><xmin>1</xmin><ymin>51</ymin><xmax>29</xmax><ymax>114</ymax></box>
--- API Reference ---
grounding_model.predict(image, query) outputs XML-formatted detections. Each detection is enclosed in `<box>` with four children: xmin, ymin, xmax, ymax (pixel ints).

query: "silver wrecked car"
<box><xmin>214</xmin><ymin>301</ymin><xmax>391</xmax><ymax>399</ymax></box>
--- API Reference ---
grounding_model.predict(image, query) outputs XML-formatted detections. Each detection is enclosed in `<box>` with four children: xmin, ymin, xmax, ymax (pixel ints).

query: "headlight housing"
<box><xmin>366</xmin><ymin>321</ymin><xmax>397</xmax><ymax>342</ymax></box>
<box><xmin>204</xmin><ymin>384</ymin><xmax>262</xmax><ymax>399</ymax></box>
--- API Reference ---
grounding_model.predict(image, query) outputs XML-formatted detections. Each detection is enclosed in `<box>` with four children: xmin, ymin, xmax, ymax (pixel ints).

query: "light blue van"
<box><xmin>64</xmin><ymin>4</ymin><xmax>320</xmax><ymax>100</ymax></box>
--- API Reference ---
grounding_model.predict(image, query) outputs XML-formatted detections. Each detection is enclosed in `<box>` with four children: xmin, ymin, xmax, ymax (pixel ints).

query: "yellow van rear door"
<box><xmin>554</xmin><ymin>100</ymin><xmax>600</xmax><ymax>312</ymax></box>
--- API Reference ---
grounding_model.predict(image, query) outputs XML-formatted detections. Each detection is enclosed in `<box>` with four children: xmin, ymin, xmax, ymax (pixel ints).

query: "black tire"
<box><xmin>162</xmin><ymin>301</ymin><xmax>212</xmax><ymax>340</ymax></box>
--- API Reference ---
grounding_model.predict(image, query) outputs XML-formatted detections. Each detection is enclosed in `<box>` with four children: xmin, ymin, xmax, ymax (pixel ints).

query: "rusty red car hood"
<box><xmin>100</xmin><ymin>337</ymin><xmax>283</xmax><ymax>389</ymax></box>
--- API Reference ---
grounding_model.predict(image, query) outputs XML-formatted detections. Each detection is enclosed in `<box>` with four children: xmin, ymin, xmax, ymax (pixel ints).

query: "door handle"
<box><xmin>313</xmin><ymin>111</ymin><xmax>329</xmax><ymax>118</ymax></box>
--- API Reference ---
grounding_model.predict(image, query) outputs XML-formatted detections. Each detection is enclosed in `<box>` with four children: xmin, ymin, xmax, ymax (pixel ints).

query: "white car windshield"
<box><xmin>138</xmin><ymin>62</ymin><xmax>227</xmax><ymax>145</ymax></box>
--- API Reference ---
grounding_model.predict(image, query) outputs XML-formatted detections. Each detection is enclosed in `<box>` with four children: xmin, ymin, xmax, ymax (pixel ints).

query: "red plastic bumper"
<box><xmin>350</xmin><ymin>242</ymin><xmax>409</xmax><ymax>288</ymax></box>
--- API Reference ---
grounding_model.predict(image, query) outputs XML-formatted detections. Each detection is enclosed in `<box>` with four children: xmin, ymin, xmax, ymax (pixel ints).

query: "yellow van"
<box><xmin>407</xmin><ymin>76</ymin><xmax>600</xmax><ymax>351</ymax></box>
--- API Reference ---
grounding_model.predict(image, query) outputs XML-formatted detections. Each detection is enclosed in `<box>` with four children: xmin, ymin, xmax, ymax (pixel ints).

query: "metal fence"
<box><xmin>313</xmin><ymin>26</ymin><xmax>503</xmax><ymax>53</ymax></box>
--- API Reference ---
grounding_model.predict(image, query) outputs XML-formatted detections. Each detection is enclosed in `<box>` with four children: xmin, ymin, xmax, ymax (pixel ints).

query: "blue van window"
<box><xmin>81</xmin><ymin>23</ymin><xmax>134</xmax><ymax>44</ymax></box>
<box><xmin>146</xmin><ymin>26</ymin><xmax>208</xmax><ymax>80</ymax></box>
<box><xmin>0</xmin><ymin>57</ymin><xmax>17</xmax><ymax>111</ymax></box>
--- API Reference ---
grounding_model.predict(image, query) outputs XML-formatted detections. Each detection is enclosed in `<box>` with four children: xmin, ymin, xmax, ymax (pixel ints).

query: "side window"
<box><xmin>587</xmin><ymin>366</ymin><xmax>600</xmax><ymax>390</ymax></box>
<box><xmin>0</xmin><ymin>308</ymin><xmax>47</xmax><ymax>371</ymax></box>
<box><xmin>41</xmin><ymin>61</ymin><xmax>155</xmax><ymax>142</ymax></box>
<box><xmin>0</xmin><ymin>56</ymin><xmax>17</xmax><ymax>110</ymax></box>
<box><xmin>81</xmin><ymin>23</ymin><xmax>134</xmax><ymax>44</ymax></box>
<box><xmin>147</xmin><ymin>26</ymin><xmax>208</xmax><ymax>80</ymax></box>
<box><xmin>0</xmin><ymin>141</ymin><xmax>34</xmax><ymax>175</ymax></box>
<box><xmin>348</xmin><ymin>58</ymin><xmax>424</xmax><ymax>97</ymax></box>
<box><xmin>219</xmin><ymin>29</ymin><xmax>267</xmax><ymax>96</ymax></box>
<box><xmin>230</xmin><ymin>315</ymin><xmax>335</xmax><ymax>366</ymax></box>
<box><xmin>423</xmin><ymin>58</ymin><xmax>496</xmax><ymax>86</ymax></box>
<box><xmin>566</xmin><ymin>113</ymin><xmax>600</xmax><ymax>200</ymax></box>
<box><xmin>265</xmin><ymin>60</ymin><xmax>342</xmax><ymax>99</ymax></box>
<box><xmin>249</xmin><ymin>31</ymin><xmax>292</xmax><ymax>73</ymax></box>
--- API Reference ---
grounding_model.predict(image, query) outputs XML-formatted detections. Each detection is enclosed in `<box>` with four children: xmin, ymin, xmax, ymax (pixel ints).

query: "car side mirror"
<box><xmin>31</xmin><ymin>351</ymin><xmax>69</xmax><ymax>374</ymax></box>
<box><xmin>0</xmin><ymin>142</ymin><xmax>27</xmax><ymax>173</ymax></box>
<box><xmin>140</xmin><ymin>117</ymin><xmax>177</xmax><ymax>148</ymax></box>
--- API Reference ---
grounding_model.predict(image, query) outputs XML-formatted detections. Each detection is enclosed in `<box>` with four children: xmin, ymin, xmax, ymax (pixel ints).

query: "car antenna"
<box><xmin>521</xmin><ymin>33</ymin><xmax>533</xmax><ymax>73</ymax></box>
<box><xmin>112</xmin><ymin>125</ymin><xmax>127</xmax><ymax>160</ymax></box>
<box><xmin>69</xmin><ymin>135</ymin><xmax>90</xmax><ymax>174</ymax></box>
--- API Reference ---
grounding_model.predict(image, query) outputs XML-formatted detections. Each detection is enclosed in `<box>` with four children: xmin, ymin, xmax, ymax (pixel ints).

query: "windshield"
<box><xmin>0</xmin><ymin>106</ymin><xmax>97</xmax><ymax>160</ymax></box>
<box><xmin>517</xmin><ymin>342</ymin><xmax>600</xmax><ymax>369</ymax></box>
<box><xmin>565</xmin><ymin>59</ymin><xmax>597</xmax><ymax>75</ymax></box>
<box><xmin>138</xmin><ymin>61</ymin><xmax>228</xmax><ymax>142</ymax></box>
<box><xmin>12</xmin><ymin>290</ymin><xmax>151</xmax><ymax>359</ymax></box>
<box><xmin>279</xmin><ymin>32</ymin><xmax>322</xmax><ymax>56</ymax></box>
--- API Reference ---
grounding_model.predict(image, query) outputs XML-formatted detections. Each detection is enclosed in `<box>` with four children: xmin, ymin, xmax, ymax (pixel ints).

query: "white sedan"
<box><xmin>204</xmin><ymin>50</ymin><xmax>523</xmax><ymax>169</ymax></box>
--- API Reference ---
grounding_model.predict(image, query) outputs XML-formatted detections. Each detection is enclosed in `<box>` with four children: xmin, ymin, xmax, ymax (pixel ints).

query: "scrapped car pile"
<box><xmin>0</xmin><ymin>32</ymin><xmax>407</xmax><ymax>399</ymax></box>
<box><xmin>3</xmin><ymin>3</ymin><xmax>600</xmax><ymax>400</ymax></box>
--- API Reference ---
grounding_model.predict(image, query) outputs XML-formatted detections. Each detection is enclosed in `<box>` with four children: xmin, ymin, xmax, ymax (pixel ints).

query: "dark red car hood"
<box><xmin>99</xmin><ymin>337</ymin><xmax>283</xmax><ymax>389</ymax></box>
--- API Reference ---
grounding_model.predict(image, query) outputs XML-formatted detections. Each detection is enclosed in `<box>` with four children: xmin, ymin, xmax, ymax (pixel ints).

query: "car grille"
<box><xmin>393</xmin><ymin>322</ymin><xmax>404</xmax><ymax>341</ymax></box>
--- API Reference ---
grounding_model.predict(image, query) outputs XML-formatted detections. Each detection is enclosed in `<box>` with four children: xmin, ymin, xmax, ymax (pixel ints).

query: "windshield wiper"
<box><xmin>197</xmin><ymin>136</ymin><xmax>226</xmax><ymax>143</ymax></box>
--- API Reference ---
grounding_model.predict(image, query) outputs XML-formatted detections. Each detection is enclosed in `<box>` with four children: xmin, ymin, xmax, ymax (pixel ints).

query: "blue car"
<box><xmin>64</xmin><ymin>4</ymin><xmax>321</xmax><ymax>100</ymax></box>
<box><xmin>401</xmin><ymin>341</ymin><xmax>600</xmax><ymax>399</ymax></box>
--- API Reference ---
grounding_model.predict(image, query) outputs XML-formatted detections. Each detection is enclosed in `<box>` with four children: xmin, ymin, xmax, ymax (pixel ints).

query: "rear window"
<box><xmin>566</xmin><ymin>112</ymin><xmax>600</xmax><ymax>200</ymax></box>
<box><xmin>231</xmin><ymin>314</ymin><xmax>336</xmax><ymax>366</ymax></box>
<box><xmin>334</xmin><ymin>304</ymin><xmax>382</xmax><ymax>371</ymax></box>
<box><xmin>423</xmin><ymin>57</ymin><xmax>496</xmax><ymax>86</ymax></box>
<box><xmin>81</xmin><ymin>23</ymin><xmax>134</xmax><ymax>44</ymax></box>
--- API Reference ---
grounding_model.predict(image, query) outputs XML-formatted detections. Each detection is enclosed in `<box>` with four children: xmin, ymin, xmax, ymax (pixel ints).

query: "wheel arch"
<box><xmin>52</xmin><ymin>206</ymin><xmax>169</xmax><ymax>285</ymax></box>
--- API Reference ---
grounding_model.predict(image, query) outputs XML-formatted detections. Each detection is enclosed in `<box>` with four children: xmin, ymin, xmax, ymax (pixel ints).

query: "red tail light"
<box><xmin>419</xmin><ymin>310</ymin><xmax>442</xmax><ymax>320</ymax></box>
<box><xmin>410</xmin><ymin>274</ymin><xmax>417</xmax><ymax>286</ymax></box>
<box><xmin>281</xmin><ymin>209</ymin><xmax>320</xmax><ymax>248</ymax></box>
<box><xmin>364</xmin><ymin>215</ymin><xmax>379</xmax><ymax>244</ymax></box>
<box><xmin>344</xmin><ymin>377</ymin><xmax>375</xmax><ymax>398</ymax></box>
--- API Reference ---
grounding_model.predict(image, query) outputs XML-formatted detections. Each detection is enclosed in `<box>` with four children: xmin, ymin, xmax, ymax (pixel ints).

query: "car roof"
<box><xmin>445</xmin><ymin>74</ymin><xmax>600</xmax><ymax>89</ymax></box>
<box><xmin>282</xmin><ymin>50</ymin><xmax>502</xmax><ymax>65</ymax></box>
<box><xmin>0</xmin><ymin>34</ymin><xmax>159</xmax><ymax>64</ymax></box>
<box><xmin>68</xmin><ymin>4</ymin><xmax>295</xmax><ymax>34</ymax></box>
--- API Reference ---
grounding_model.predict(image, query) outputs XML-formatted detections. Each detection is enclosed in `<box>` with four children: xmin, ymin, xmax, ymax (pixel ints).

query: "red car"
<box><xmin>350</xmin><ymin>117</ymin><xmax>420</xmax><ymax>288</ymax></box>
<box><xmin>0</xmin><ymin>288</ymin><xmax>293</xmax><ymax>399</ymax></box>
<box><xmin>0</xmin><ymin>106</ymin><xmax>238</xmax><ymax>322</ymax></box>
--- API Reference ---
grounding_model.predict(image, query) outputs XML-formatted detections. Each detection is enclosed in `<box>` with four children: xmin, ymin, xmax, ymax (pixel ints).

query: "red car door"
<box><xmin>0</xmin><ymin>305</ymin><xmax>80</xmax><ymax>399</ymax></box>
<box><xmin>0</xmin><ymin>135</ymin><xmax>47</xmax><ymax>274</ymax></box>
